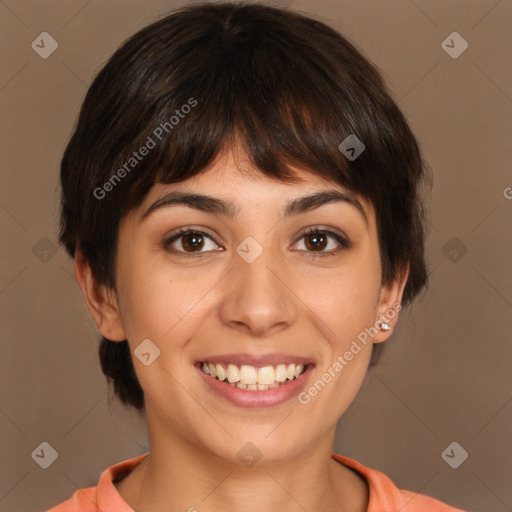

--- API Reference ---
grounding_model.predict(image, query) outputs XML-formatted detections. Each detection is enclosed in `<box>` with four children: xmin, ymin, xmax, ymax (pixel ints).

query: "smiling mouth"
<box><xmin>199</xmin><ymin>361</ymin><xmax>309</xmax><ymax>390</ymax></box>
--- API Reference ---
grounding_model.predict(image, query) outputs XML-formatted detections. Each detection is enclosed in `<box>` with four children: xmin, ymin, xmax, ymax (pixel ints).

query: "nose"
<box><xmin>219</xmin><ymin>243</ymin><xmax>297</xmax><ymax>338</ymax></box>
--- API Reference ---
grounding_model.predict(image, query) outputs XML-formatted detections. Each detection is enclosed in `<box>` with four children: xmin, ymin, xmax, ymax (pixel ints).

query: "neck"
<box><xmin>114</xmin><ymin>411</ymin><xmax>368</xmax><ymax>512</ymax></box>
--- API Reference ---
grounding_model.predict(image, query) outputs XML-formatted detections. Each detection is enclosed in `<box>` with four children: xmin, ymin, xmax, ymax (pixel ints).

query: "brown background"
<box><xmin>1</xmin><ymin>1</ymin><xmax>511</xmax><ymax>511</ymax></box>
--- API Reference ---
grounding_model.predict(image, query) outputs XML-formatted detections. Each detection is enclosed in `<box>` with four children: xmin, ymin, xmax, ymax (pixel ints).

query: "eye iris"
<box><xmin>305</xmin><ymin>233</ymin><xmax>327</xmax><ymax>251</ymax></box>
<box><xmin>182</xmin><ymin>233</ymin><xmax>204</xmax><ymax>251</ymax></box>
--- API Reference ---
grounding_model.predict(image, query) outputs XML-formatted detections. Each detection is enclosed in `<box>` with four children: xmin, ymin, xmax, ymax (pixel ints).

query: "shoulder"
<box><xmin>332</xmin><ymin>453</ymin><xmax>467</xmax><ymax>512</ymax></box>
<box><xmin>46</xmin><ymin>453</ymin><xmax>149</xmax><ymax>512</ymax></box>
<box><xmin>46</xmin><ymin>486</ymin><xmax>98</xmax><ymax>512</ymax></box>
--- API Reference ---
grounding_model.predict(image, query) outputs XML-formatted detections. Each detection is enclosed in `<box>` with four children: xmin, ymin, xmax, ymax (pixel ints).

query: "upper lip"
<box><xmin>196</xmin><ymin>353</ymin><xmax>314</xmax><ymax>367</ymax></box>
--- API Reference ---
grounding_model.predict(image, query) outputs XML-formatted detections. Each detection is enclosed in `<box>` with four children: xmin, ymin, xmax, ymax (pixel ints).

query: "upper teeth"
<box><xmin>201</xmin><ymin>362</ymin><xmax>305</xmax><ymax>385</ymax></box>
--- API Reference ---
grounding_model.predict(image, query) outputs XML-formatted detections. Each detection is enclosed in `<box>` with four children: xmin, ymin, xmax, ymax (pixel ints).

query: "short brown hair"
<box><xmin>59</xmin><ymin>1</ymin><xmax>431</xmax><ymax>410</ymax></box>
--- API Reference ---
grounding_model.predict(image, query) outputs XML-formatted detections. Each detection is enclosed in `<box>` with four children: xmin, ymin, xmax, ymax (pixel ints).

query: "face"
<box><xmin>84</xmin><ymin>147</ymin><xmax>407</xmax><ymax>465</ymax></box>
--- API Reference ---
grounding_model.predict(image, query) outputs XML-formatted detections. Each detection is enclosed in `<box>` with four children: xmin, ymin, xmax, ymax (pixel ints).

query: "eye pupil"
<box><xmin>305</xmin><ymin>233</ymin><xmax>327</xmax><ymax>251</ymax></box>
<box><xmin>183</xmin><ymin>233</ymin><xmax>204</xmax><ymax>251</ymax></box>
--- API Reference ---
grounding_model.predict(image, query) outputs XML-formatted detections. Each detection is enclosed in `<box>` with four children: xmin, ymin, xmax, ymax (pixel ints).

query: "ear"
<box><xmin>372</xmin><ymin>262</ymin><xmax>409</xmax><ymax>343</ymax></box>
<box><xmin>74</xmin><ymin>249</ymin><xmax>127</xmax><ymax>342</ymax></box>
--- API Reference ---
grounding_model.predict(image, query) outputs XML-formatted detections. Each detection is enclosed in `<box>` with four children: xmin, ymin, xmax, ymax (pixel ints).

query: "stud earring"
<box><xmin>380</xmin><ymin>322</ymin><xmax>391</xmax><ymax>331</ymax></box>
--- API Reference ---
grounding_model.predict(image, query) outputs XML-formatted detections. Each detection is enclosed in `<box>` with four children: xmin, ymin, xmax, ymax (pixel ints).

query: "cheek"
<box><xmin>114</xmin><ymin>243</ymin><xmax>167</xmax><ymax>339</ymax></box>
<box><xmin>115</xmin><ymin>252</ymin><xmax>220</xmax><ymax>345</ymax></box>
<box><xmin>116</xmin><ymin>267</ymin><xmax>177</xmax><ymax>341</ymax></box>
<box><xmin>297</xmin><ymin>274</ymin><xmax>377</xmax><ymax>423</ymax></box>
<box><xmin>307</xmin><ymin>257</ymin><xmax>382</xmax><ymax>345</ymax></box>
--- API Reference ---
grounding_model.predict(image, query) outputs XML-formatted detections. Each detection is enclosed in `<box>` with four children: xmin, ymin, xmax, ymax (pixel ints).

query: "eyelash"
<box><xmin>163</xmin><ymin>226</ymin><xmax>351</xmax><ymax>259</ymax></box>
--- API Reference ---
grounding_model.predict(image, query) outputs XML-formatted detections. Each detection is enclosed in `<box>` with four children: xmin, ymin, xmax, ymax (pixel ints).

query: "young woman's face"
<box><xmin>110</xmin><ymin>147</ymin><xmax>405</xmax><ymax>464</ymax></box>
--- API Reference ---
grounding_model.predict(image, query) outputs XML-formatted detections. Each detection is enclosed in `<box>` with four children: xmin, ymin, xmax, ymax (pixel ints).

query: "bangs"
<box><xmin>82</xmin><ymin>2</ymin><xmax>399</xmax><ymax>216</ymax></box>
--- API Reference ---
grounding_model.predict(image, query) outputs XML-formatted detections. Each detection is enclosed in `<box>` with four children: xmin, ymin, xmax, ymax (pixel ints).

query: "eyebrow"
<box><xmin>140</xmin><ymin>189</ymin><xmax>369</xmax><ymax>227</ymax></box>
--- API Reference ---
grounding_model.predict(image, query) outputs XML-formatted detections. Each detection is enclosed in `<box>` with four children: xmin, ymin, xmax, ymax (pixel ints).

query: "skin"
<box><xmin>75</xmin><ymin>145</ymin><xmax>409</xmax><ymax>512</ymax></box>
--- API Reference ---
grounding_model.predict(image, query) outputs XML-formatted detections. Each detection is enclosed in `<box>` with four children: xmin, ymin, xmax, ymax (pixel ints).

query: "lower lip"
<box><xmin>195</xmin><ymin>363</ymin><xmax>314</xmax><ymax>408</ymax></box>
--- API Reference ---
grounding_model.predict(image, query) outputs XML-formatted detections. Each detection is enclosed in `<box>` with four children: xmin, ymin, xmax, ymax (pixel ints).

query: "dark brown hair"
<box><xmin>59</xmin><ymin>1</ymin><xmax>431</xmax><ymax>410</ymax></box>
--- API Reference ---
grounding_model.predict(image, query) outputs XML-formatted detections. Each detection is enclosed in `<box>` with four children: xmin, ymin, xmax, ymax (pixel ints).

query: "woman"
<box><xmin>49</xmin><ymin>2</ymin><xmax>466</xmax><ymax>511</ymax></box>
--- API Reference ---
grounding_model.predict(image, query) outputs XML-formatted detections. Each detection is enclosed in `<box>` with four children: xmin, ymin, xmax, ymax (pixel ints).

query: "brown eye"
<box><xmin>294</xmin><ymin>228</ymin><xmax>351</xmax><ymax>257</ymax></box>
<box><xmin>180</xmin><ymin>232</ymin><xmax>205</xmax><ymax>251</ymax></box>
<box><xmin>164</xmin><ymin>228</ymin><xmax>220</xmax><ymax>255</ymax></box>
<box><xmin>303</xmin><ymin>232</ymin><xmax>328</xmax><ymax>251</ymax></box>
<box><xmin>163</xmin><ymin>226</ymin><xmax>350</xmax><ymax>259</ymax></box>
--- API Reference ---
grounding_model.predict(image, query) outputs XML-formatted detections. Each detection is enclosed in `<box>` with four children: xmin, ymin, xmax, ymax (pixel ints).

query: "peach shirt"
<box><xmin>47</xmin><ymin>452</ymin><xmax>467</xmax><ymax>511</ymax></box>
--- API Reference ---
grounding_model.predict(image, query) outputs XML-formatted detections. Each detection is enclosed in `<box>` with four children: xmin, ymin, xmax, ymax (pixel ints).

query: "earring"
<box><xmin>380</xmin><ymin>322</ymin><xmax>391</xmax><ymax>331</ymax></box>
